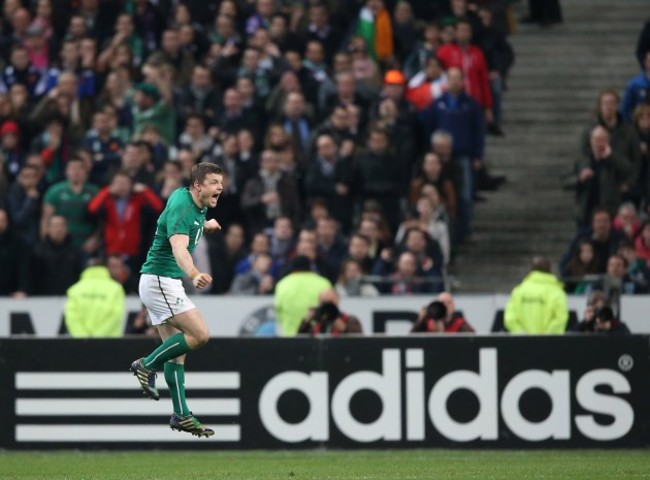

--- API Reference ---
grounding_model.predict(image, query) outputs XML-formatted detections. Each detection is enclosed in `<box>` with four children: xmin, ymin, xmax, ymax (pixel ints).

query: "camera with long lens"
<box><xmin>312</xmin><ymin>301</ymin><xmax>340</xmax><ymax>330</ymax></box>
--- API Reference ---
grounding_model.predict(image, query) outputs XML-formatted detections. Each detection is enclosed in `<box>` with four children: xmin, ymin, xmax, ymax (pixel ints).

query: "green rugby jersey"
<box><xmin>140</xmin><ymin>188</ymin><xmax>206</xmax><ymax>279</ymax></box>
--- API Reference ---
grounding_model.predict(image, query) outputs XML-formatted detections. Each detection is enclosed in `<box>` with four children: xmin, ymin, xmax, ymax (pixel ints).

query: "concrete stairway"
<box><xmin>451</xmin><ymin>0</ymin><xmax>644</xmax><ymax>293</ymax></box>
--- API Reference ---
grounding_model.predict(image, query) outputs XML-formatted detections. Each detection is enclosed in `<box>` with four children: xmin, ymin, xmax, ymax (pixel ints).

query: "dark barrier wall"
<box><xmin>0</xmin><ymin>336</ymin><xmax>648</xmax><ymax>449</ymax></box>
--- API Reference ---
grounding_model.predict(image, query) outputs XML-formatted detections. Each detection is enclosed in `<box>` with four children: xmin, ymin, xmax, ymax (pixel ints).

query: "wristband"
<box><xmin>189</xmin><ymin>268</ymin><xmax>199</xmax><ymax>278</ymax></box>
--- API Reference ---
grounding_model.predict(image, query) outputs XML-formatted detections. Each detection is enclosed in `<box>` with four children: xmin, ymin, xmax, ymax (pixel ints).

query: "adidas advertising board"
<box><xmin>0</xmin><ymin>337</ymin><xmax>647</xmax><ymax>449</ymax></box>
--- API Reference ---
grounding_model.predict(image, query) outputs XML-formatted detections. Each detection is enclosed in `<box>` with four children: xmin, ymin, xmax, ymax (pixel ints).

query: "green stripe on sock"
<box><xmin>144</xmin><ymin>333</ymin><xmax>190</xmax><ymax>371</ymax></box>
<box><xmin>164</xmin><ymin>362</ymin><xmax>190</xmax><ymax>416</ymax></box>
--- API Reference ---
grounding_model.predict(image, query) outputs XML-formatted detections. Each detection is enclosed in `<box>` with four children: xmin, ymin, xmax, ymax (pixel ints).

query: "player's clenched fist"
<box><xmin>192</xmin><ymin>273</ymin><xmax>213</xmax><ymax>289</ymax></box>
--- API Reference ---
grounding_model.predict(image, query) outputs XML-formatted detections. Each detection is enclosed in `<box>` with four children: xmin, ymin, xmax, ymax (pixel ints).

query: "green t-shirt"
<box><xmin>44</xmin><ymin>181</ymin><xmax>99</xmax><ymax>247</ymax></box>
<box><xmin>140</xmin><ymin>188</ymin><xmax>206</xmax><ymax>279</ymax></box>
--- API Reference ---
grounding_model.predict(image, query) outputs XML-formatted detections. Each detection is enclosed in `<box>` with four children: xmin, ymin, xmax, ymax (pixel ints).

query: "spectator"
<box><xmin>87</xmin><ymin>170</ymin><xmax>163</xmax><ymax>271</ymax></box>
<box><xmin>299</xmin><ymin>4</ymin><xmax>342</xmax><ymax>64</ymax></box>
<box><xmin>6</xmin><ymin>164</ymin><xmax>41</xmax><ymax>247</ymax></box>
<box><xmin>97</xmin><ymin>13</ymin><xmax>144</xmax><ymax>70</ymax></box>
<box><xmin>354</xmin><ymin>126</ymin><xmax>405</xmax><ymax>232</ymax></box>
<box><xmin>562</xmin><ymin>240</ymin><xmax>601</xmax><ymax>293</ymax></box>
<box><xmin>28</xmin><ymin>215</ymin><xmax>82</xmax><ymax>295</ymax></box>
<box><xmin>209</xmin><ymin>223</ymin><xmax>247</xmax><ymax>294</ymax></box>
<box><xmin>636</xmin><ymin>220</ymin><xmax>650</xmax><ymax>266</ymax></box>
<box><xmin>246</xmin><ymin>0</ymin><xmax>274</xmax><ymax>36</ymax></box>
<box><xmin>106</xmin><ymin>253</ymin><xmax>138</xmax><ymax>295</ymax></box>
<box><xmin>64</xmin><ymin>259</ymin><xmax>125</xmax><ymax>337</ymax></box>
<box><xmin>304</xmin><ymin>133</ymin><xmax>355</xmax><ymax>231</ymax></box>
<box><xmin>280</xmin><ymin>91</ymin><xmax>311</xmax><ymax>161</ymax></box>
<box><xmin>177</xmin><ymin>114</ymin><xmax>213</xmax><ymax>163</ymax></box>
<box><xmin>477</xmin><ymin>6</ymin><xmax>514</xmax><ymax>132</ymax></box>
<box><xmin>600</xmin><ymin>253</ymin><xmax>645</xmax><ymax>295</ymax></box>
<box><xmin>316</xmin><ymin>216</ymin><xmax>348</xmax><ymax>280</ymax></box>
<box><xmin>581</xmin><ymin>90</ymin><xmax>640</xmax><ymax>189</ymax></box>
<box><xmin>0</xmin><ymin>208</ymin><xmax>27</xmax><ymax>297</ymax></box>
<box><xmin>40</xmin><ymin>156</ymin><xmax>99</xmax><ymax>252</ymax></box>
<box><xmin>572</xmin><ymin>126</ymin><xmax>633</xmax><ymax>227</ymax></box>
<box><xmin>241</xmin><ymin>149</ymin><xmax>301</xmax><ymax>234</ymax></box>
<box><xmin>302</xmin><ymin>40</ymin><xmax>330</xmax><ymax>95</ymax></box>
<box><xmin>504</xmin><ymin>256</ymin><xmax>568</xmax><ymax>334</ymax></box>
<box><xmin>323</xmin><ymin>71</ymin><xmax>371</xmax><ymax>127</ymax></box>
<box><xmin>31</xmin><ymin>70</ymin><xmax>91</xmax><ymax>138</ymax></box>
<box><xmin>613</xmin><ymin>202</ymin><xmax>641</xmax><ymax>241</ymax></box>
<box><xmin>84</xmin><ymin>111</ymin><xmax>124</xmax><ymax>186</ymax></box>
<box><xmin>381</xmin><ymin>251</ymin><xmax>424</xmax><ymax>295</ymax></box>
<box><xmin>436</xmin><ymin>19</ymin><xmax>494</xmax><ymax>129</ymax></box>
<box><xmin>267</xmin><ymin>215</ymin><xmax>294</xmax><ymax>268</ymax></box>
<box><xmin>298</xmin><ymin>288</ymin><xmax>363</xmax><ymax>335</ymax></box>
<box><xmin>177</xmin><ymin>65</ymin><xmax>221</xmax><ymax>127</ymax></box>
<box><xmin>0</xmin><ymin>120</ymin><xmax>24</xmax><ymax>183</ymax></box>
<box><xmin>154</xmin><ymin>160</ymin><xmax>186</xmax><ymax>203</ymax></box>
<box><xmin>121</xmin><ymin>142</ymin><xmax>155</xmax><ymax>186</ymax></box>
<box><xmin>404</xmin><ymin>22</ymin><xmax>442</xmax><ymax>81</ymax></box>
<box><xmin>274</xmin><ymin>254</ymin><xmax>331</xmax><ymax>336</ymax></box>
<box><xmin>230</xmin><ymin>252</ymin><xmax>275</xmax><ymax>295</ymax></box>
<box><xmin>406</xmin><ymin>55</ymin><xmax>448</xmax><ymax>112</ymax></box>
<box><xmin>633</xmin><ymin>104</ymin><xmax>650</xmax><ymax>214</ymax></box>
<box><xmin>618</xmin><ymin>241</ymin><xmax>650</xmax><ymax>293</ymax></box>
<box><xmin>284</xmin><ymin>227</ymin><xmax>334</xmax><ymax>280</ymax></box>
<box><xmin>335</xmin><ymin>258</ymin><xmax>379</xmax><ymax>297</ymax></box>
<box><xmin>392</xmin><ymin>1</ymin><xmax>418</xmax><ymax>63</ymax></box>
<box><xmin>397</xmin><ymin>194</ymin><xmax>451</xmax><ymax>266</ymax></box>
<box><xmin>131</xmin><ymin>75</ymin><xmax>175</xmax><ymax>146</ymax></box>
<box><xmin>0</xmin><ymin>44</ymin><xmax>47</xmax><ymax>100</ymax></box>
<box><xmin>561</xmin><ymin>208</ymin><xmax>625</xmax><ymax>275</ymax></box>
<box><xmin>354</xmin><ymin>0</ymin><xmax>393</xmax><ymax>63</ymax></box>
<box><xmin>621</xmin><ymin>50</ymin><xmax>650</xmax><ymax>121</ymax></box>
<box><xmin>409</xmin><ymin>152</ymin><xmax>457</xmax><ymax>218</ymax></box>
<box><xmin>147</xmin><ymin>28</ymin><xmax>195</xmax><ymax>87</ymax></box>
<box><xmin>215</xmin><ymin>88</ymin><xmax>260</xmax><ymax>140</ymax></box>
<box><xmin>345</xmin><ymin>232</ymin><xmax>375</xmax><ymax>274</ymax></box>
<box><xmin>420</xmin><ymin>67</ymin><xmax>485</xmax><ymax>242</ymax></box>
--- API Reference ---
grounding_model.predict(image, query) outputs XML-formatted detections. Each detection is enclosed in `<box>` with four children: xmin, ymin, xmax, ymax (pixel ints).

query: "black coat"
<box><xmin>304</xmin><ymin>157</ymin><xmax>355</xmax><ymax>231</ymax></box>
<box><xmin>0</xmin><ymin>231</ymin><xmax>27</xmax><ymax>295</ymax></box>
<box><xmin>29</xmin><ymin>237</ymin><xmax>83</xmax><ymax>296</ymax></box>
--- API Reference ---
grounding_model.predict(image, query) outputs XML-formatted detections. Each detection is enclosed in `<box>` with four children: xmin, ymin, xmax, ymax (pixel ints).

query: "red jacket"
<box><xmin>88</xmin><ymin>187</ymin><xmax>163</xmax><ymax>258</ymax></box>
<box><xmin>437</xmin><ymin>43</ymin><xmax>493</xmax><ymax>109</ymax></box>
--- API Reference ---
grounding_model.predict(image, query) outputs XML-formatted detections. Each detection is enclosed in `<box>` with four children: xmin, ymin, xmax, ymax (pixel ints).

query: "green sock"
<box><xmin>164</xmin><ymin>362</ymin><xmax>190</xmax><ymax>416</ymax></box>
<box><xmin>143</xmin><ymin>333</ymin><xmax>191</xmax><ymax>371</ymax></box>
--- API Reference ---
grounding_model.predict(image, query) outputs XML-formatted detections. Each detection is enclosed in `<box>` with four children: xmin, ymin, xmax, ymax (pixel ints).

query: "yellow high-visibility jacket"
<box><xmin>64</xmin><ymin>266</ymin><xmax>125</xmax><ymax>337</ymax></box>
<box><xmin>504</xmin><ymin>271</ymin><xmax>568</xmax><ymax>334</ymax></box>
<box><xmin>274</xmin><ymin>272</ymin><xmax>332</xmax><ymax>336</ymax></box>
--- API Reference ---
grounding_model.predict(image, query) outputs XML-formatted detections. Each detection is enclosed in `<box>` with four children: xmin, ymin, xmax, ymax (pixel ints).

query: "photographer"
<box><xmin>298</xmin><ymin>289</ymin><xmax>362</xmax><ymax>335</ymax></box>
<box><xmin>580</xmin><ymin>305</ymin><xmax>631</xmax><ymax>335</ymax></box>
<box><xmin>411</xmin><ymin>297</ymin><xmax>474</xmax><ymax>333</ymax></box>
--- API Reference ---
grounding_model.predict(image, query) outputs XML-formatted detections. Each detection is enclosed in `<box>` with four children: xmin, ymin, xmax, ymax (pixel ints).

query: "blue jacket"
<box><xmin>620</xmin><ymin>72</ymin><xmax>650</xmax><ymax>121</ymax></box>
<box><xmin>419</xmin><ymin>92</ymin><xmax>485</xmax><ymax>159</ymax></box>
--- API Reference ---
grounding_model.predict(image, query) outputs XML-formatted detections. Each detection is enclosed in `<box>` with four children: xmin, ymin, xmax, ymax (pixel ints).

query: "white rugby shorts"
<box><xmin>139</xmin><ymin>274</ymin><xmax>196</xmax><ymax>325</ymax></box>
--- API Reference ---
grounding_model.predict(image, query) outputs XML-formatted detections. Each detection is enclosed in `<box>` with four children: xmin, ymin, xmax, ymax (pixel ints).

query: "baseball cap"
<box><xmin>0</xmin><ymin>121</ymin><xmax>19</xmax><ymax>137</ymax></box>
<box><xmin>384</xmin><ymin>70</ymin><xmax>406</xmax><ymax>85</ymax></box>
<box><xmin>134</xmin><ymin>82</ymin><xmax>161</xmax><ymax>101</ymax></box>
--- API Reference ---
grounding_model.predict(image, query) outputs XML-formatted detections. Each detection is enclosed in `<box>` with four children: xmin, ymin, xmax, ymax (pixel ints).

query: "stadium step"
<box><xmin>451</xmin><ymin>0</ymin><xmax>641</xmax><ymax>293</ymax></box>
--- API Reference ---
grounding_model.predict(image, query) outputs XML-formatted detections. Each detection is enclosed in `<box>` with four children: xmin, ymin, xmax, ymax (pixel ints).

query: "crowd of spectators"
<box><xmin>0</xmin><ymin>0</ymin><xmax>515</xmax><ymax>299</ymax></box>
<box><xmin>561</xmin><ymin>17</ymin><xmax>650</xmax><ymax>300</ymax></box>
